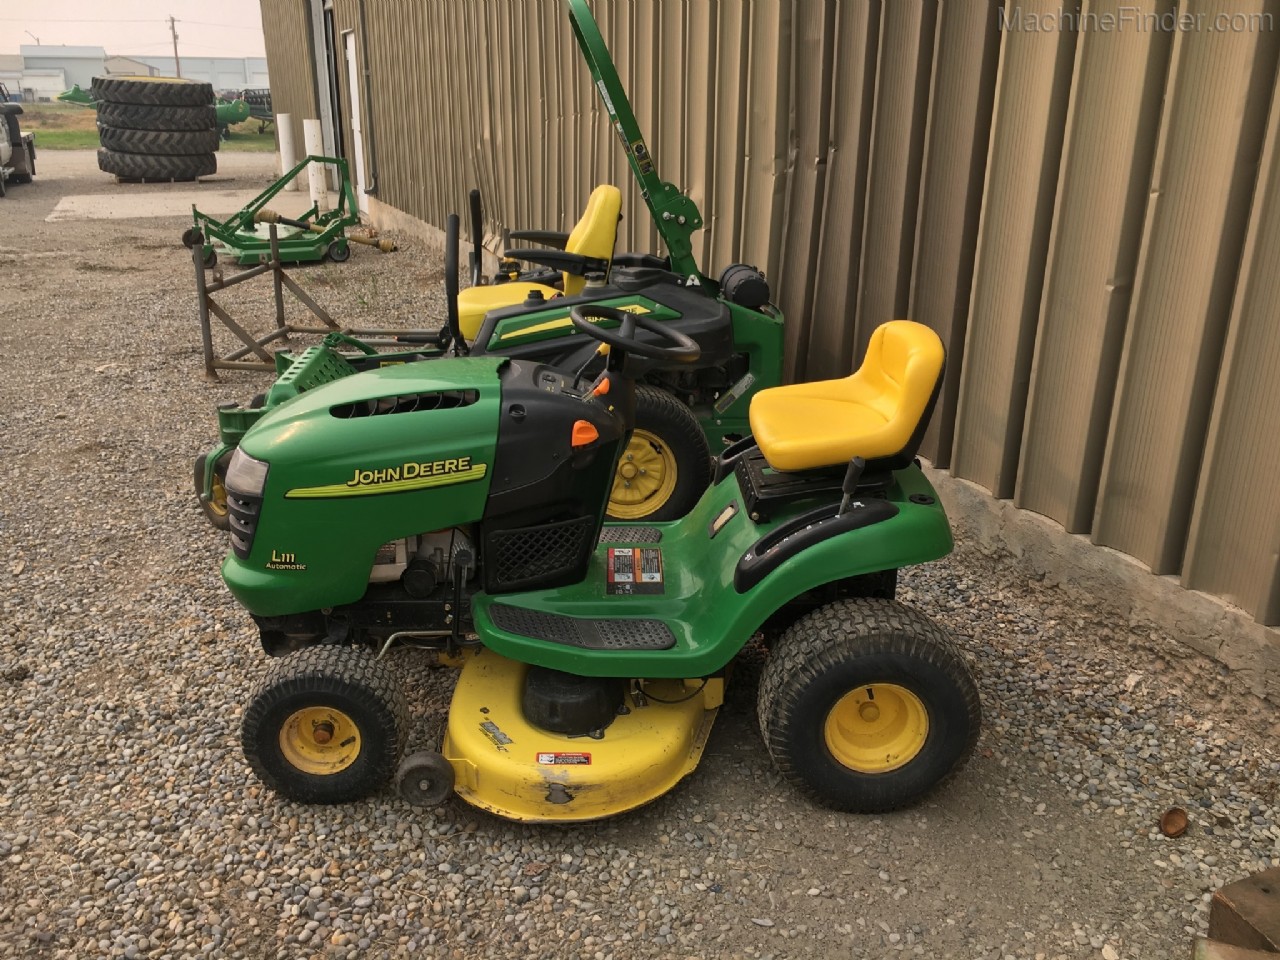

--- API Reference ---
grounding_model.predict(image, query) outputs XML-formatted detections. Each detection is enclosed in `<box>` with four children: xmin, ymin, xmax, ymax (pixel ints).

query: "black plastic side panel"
<box><xmin>481</xmin><ymin>359</ymin><xmax>629</xmax><ymax>594</ymax></box>
<box><xmin>734</xmin><ymin>500</ymin><xmax>900</xmax><ymax>592</ymax></box>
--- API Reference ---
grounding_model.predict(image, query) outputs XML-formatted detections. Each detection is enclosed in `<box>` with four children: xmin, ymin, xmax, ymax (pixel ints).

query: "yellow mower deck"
<box><xmin>443</xmin><ymin>651</ymin><xmax>722</xmax><ymax>823</ymax></box>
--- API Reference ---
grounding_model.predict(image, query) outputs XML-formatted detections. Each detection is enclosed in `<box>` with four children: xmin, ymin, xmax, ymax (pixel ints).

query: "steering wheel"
<box><xmin>569</xmin><ymin>304</ymin><xmax>701</xmax><ymax>363</ymax></box>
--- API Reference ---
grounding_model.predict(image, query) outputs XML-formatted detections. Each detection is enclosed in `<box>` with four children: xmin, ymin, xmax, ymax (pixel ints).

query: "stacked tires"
<box><xmin>91</xmin><ymin>76</ymin><xmax>218</xmax><ymax>182</ymax></box>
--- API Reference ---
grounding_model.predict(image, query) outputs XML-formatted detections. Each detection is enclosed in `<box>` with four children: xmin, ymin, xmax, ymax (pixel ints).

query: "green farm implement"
<box><xmin>183</xmin><ymin>155</ymin><xmax>387</xmax><ymax>267</ymax></box>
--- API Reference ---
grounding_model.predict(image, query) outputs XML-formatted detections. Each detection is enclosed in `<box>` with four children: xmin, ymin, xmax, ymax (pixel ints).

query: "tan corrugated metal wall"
<box><xmin>259</xmin><ymin>0</ymin><xmax>1280</xmax><ymax>628</ymax></box>
<box><xmin>257</xmin><ymin>0</ymin><xmax>318</xmax><ymax>161</ymax></box>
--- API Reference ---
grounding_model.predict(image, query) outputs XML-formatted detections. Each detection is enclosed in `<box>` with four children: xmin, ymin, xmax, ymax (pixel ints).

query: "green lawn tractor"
<box><xmin>224</xmin><ymin>305</ymin><xmax>979</xmax><ymax>821</ymax></box>
<box><xmin>215</xmin><ymin>0</ymin><xmax>981</xmax><ymax>825</ymax></box>
<box><xmin>193</xmin><ymin>0</ymin><xmax>784</xmax><ymax>528</ymax></box>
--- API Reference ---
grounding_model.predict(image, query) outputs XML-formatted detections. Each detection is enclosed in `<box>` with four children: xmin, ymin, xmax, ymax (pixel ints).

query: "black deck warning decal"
<box><xmin>606</xmin><ymin>547</ymin><xmax>664</xmax><ymax>595</ymax></box>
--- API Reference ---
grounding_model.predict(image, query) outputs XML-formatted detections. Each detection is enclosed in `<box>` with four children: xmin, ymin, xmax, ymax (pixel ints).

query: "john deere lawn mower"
<box><xmin>224</xmin><ymin>296</ymin><xmax>980</xmax><ymax>820</ymax></box>
<box><xmin>193</xmin><ymin>0</ymin><xmax>783</xmax><ymax>528</ymax></box>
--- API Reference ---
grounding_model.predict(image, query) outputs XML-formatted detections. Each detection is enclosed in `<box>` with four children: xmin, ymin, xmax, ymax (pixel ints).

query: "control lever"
<box><xmin>838</xmin><ymin>457</ymin><xmax>866</xmax><ymax>516</ymax></box>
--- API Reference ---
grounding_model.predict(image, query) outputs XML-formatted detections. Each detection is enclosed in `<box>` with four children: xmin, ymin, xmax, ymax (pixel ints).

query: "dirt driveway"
<box><xmin>0</xmin><ymin>153</ymin><xmax>1276</xmax><ymax>960</ymax></box>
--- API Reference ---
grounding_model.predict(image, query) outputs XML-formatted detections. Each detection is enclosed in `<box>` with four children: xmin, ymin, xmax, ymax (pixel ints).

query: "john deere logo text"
<box><xmin>347</xmin><ymin>457</ymin><xmax>473</xmax><ymax>487</ymax></box>
<box><xmin>284</xmin><ymin>455</ymin><xmax>487</xmax><ymax>500</ymax></box>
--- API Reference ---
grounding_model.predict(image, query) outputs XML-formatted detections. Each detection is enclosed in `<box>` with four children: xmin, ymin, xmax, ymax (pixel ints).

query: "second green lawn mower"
<box><xmin>193</xmin><ymin>0</ymin><xmax>784</xmax><ymax>528</ymax></box>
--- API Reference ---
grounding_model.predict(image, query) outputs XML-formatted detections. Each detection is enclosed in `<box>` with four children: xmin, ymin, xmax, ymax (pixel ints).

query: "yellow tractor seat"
<box><xmin>455</xmin><ymin>184</ymin><xmax>623</xmax><ymax>342</ymax></box>
<box><xmin>748</xmin><ymin>320</ymin><xmax>945</xmax><ymax>473</ymax></box>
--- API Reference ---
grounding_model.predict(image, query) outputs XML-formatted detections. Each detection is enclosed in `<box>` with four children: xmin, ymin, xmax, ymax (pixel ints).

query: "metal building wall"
<box><xmin>257</xmin><ymin>0</ymin><xmax>318</xmax><ymax>161</ymax></box>
<box><xmin>259</xmin><ymin>0</ymin><xmax>1280</xmax><ymax>628</ymax></box>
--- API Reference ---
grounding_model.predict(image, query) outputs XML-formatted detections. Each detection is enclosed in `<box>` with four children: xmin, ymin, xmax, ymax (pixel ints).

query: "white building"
<box><xmin>19</xmin><ymin>45</ymin><xmax>105</xmax><ymax>91</ymax></box>
<box><xmin>132</xmin><ymin>56</ymin><xmax>269</xmax><ymax>93</ymax></box>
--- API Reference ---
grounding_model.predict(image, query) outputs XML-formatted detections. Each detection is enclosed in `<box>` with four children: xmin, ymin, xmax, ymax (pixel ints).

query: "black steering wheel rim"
<box><xmin>569</xmin><ymin>304</ymin><xmax>701</xmax><ymax>363</ymax></box>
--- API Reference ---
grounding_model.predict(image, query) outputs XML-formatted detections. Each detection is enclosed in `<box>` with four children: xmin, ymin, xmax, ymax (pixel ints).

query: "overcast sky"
<box><xmin>1</xmin><ymin>0</ymin><xmax>266</xmax><ymax>59</ymax></box>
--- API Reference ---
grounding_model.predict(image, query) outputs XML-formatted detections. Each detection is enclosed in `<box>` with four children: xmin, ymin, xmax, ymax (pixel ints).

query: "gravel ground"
<box><xmin>1</xmin><ymin>154</ymin><xmax>1277</xmax><ymax>959</ymax></box>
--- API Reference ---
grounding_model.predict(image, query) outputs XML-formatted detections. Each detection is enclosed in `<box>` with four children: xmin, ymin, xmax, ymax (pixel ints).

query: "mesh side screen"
<box><xmin>486</xmin><ymin>515</ymin><xmax>596</xmax><ymax>592</ymax></box>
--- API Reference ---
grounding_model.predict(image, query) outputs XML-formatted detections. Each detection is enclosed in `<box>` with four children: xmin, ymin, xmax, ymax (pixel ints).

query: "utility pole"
<box><xmin>169</xmin><ymin>16</ymin><xmax>182</xmax><ymax>78</ymax></box>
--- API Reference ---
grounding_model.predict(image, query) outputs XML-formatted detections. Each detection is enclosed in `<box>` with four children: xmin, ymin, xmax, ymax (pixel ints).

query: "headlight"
<box><xmin>225</xmin><ymin>448</ymin><xmax>269</xmax><ymax>497</ymax></box>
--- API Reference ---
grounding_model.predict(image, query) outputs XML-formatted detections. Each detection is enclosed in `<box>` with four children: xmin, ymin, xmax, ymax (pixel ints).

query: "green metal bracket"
<box><xmin>565</xmin><ymin>0</ymin><xmax>703</xmax><ymax>280</ymax></box>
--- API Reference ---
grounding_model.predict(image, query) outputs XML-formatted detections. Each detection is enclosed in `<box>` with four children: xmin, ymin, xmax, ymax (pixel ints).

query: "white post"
<box><xmin>303</xmin><ymin>118</ymin><xmax>328</xmax><ymax>212</ymax></box>
<box><xmin>276</xmin><ymin>113</ymin><xmax>298</xmax><ymax>191</ymax></box>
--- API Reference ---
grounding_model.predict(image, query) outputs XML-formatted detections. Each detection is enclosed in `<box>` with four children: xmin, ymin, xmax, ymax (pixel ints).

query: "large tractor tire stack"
<box><xmin>91</xmin><ymin>76</ymin><xmax>219</xmax><ymax>182</ymax></box>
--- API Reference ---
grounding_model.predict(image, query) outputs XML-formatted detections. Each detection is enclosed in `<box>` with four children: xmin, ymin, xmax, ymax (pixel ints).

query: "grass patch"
<box><xmin>221</xmin><ymin>121</ymin><xmax>277</xmax><ymax>152</ymax></box>
<box><xmin>18</xmin><ymin>102</ymin><xmax>277</xmax><ymax>152</ymax></box>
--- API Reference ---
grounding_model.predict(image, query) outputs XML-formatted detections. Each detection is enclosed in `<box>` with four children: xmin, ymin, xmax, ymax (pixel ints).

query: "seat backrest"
<box><xmin>854</xmin><ymin>320</ymin><xmax>945</xmax><ymax>470</ymax></box>
<box><xmin>562</xmin><ymin>184</ymin><xmax>622</xmax><ymax>295</ymax></box>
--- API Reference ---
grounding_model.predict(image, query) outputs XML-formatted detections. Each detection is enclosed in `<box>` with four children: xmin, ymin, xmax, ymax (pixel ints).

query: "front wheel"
<box><xmin>241</xmin><ymin>645</ymin><xmax>407</xmax><ymax>804</ymax></box>
<box><xmin>193</xmin><ymin>450</ymin><xmax>232</xmax><ymax>531</ymax></box>
<box><xmin>758</xmin><ymin>599</ymin><xmax>981</xmax><ymax>813</ymax></box>
<box><xmin>606</xmin><ymin>386</ymin><xmax>710</xmax><ymax>521</ymax></box>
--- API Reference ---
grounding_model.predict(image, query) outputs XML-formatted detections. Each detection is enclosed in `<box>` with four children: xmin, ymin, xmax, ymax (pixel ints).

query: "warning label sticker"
<box><xmin>537</xmin><ymin>752</ymin><xmax>591</xmax><ymax>766</ymax></box>
<box><xmin>606</xmin><ymin>547</ymin><xmax>664</xmax><ymax>595</ymax></box>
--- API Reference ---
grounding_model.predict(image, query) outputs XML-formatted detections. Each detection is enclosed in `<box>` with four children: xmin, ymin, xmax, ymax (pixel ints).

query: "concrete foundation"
<box><xmin>927</xmin><ymin>466</ymin><xmax>1280</xmax><ymax>704</ymax></box>
<box><xmin>366</xmin><ymin>195</ymin><xmax>505</xmax><ymax>277</ymax></box>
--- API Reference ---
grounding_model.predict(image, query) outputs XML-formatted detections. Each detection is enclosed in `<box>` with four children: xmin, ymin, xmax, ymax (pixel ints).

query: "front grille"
<box><xmin>227</xmin><ymin>491</ymin><xmax>262</xmax><ymax>560</ymax></box>
<box><xmin>484</xmin><ymin>515</ymin><xmax>595</xmax><ymax>592</ymax></box>
<box><xmin>330</xmin><ymin>389</ymin><xmax>479</xmax><ymax>419</ymax></box>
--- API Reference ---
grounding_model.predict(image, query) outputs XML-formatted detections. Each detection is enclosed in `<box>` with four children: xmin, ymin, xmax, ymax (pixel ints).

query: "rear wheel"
<box><xmin>193</xmin><ymin>450</ymin><xmax>232</xmax><ymax>531</ymax></box>
<box><xmin>606</xmin><ymin>386</ymin><xmax>709</xmax><ymax>521</ymax></box>
<box><xmin>241</xmin><ymin>645</ymin><xmax>407</xmax><ymax>804</ymax></box>
<box><xmin>758</xmin><ymin>599</ymin><xmax>981</xmax><ymax>813</ymax></box>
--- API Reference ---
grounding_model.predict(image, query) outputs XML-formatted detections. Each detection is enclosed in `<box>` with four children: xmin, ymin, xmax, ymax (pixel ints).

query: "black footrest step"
<box><xmin>489</xmin><ymin>604</ymin><xmax>675</xmax><ymax>651</ymax></box>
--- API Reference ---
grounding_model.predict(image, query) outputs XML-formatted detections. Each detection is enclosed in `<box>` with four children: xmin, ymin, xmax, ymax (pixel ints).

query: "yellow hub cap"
<box><xmin>608</xmin><ymin>429</ymin><xmax>678</xmax><ymax>519</ymax></box>
<box><xmin>824</xmin><ymin>683</ymin><xmax>928</xmax><ymax>774</ymax></box>
<box><xmin>209</xmin><ymin>471</ymin><xmax>229</xmax><ymax>519</ymax></box>
<box><xmin>279</xmin><ymin>707</ymin><xmax>362</xmax><ymax>775</ymax></box>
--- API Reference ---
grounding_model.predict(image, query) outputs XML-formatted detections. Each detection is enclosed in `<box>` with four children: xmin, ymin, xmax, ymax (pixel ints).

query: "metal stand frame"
<box><xmin>192</xmin><ymin>224</ymin><xmax>417</xmax><ymax>380</ymax></box>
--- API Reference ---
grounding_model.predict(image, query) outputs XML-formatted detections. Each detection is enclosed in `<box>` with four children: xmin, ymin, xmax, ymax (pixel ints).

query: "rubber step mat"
<box><xmin>489</xmin><ymin>603</ymin><xmax>676</xmax><ymax>650</ymax></box>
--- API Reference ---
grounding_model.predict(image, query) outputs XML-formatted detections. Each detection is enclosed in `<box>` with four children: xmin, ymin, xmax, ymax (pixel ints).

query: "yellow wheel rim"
<box><xmin>824</xmin><ymin>683</ymin><xmax>928</xmax><ymax>774</ymax></box>
<box><xmin>608</xmin><ymin>429</ymin><xmax>678</xmax><ymax>520</ymax></box>
<box><xmin>278</xmin><ymin>706</ymin><xmax>362</xmax><ymax>776</ymax></box>
<box><xmin>209</xmin><ymin>471</ymin><xmax>229</xmax><ymax>519</ymax></box>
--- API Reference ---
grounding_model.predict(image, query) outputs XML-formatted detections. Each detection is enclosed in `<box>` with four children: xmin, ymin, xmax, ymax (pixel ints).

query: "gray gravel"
<box><xmin>1</xmin><ymin>153</ymin><xmax>1277</xmax><ymax>959</ymax></box>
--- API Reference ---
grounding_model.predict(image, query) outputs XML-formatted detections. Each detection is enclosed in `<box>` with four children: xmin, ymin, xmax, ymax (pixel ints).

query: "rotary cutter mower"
<box><xmin>218</xmin><ymin>0</ymin><xmax>981</xmax><ymax>822</ymax></box>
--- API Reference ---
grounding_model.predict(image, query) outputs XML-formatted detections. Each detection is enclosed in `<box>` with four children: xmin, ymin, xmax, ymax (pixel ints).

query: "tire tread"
<box><xmin>91</xmin><ymin>75</ymin><xmax>214</xmax><ymax>107</ymax></box>
<box><xmin>241</xmin><ymin>645</ymin><xmax>408</xmax><ymax>804</ymax></box>
<box><xmin>607</xmin><ymin>385</ymin><xmax>711</xmax><ymax>521</ymax></box>
<box><xmin>758</xmin><ymin>598</ymin><xmax>981</xmax><ymax>813</ymax></box>
<box><xmin>98</xmin><ymin>124</ymin><xmax>220</xmax><ymax>155</ymax></box>
<box><xmin>97</xmin><ymin>147</ymin><xmax>216</xmax><ymax>181</ymax></box>
<box><xmin>96</xmin><ymin>101</ymin><xmax>217</xmax><ymax>132</ymax></box>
